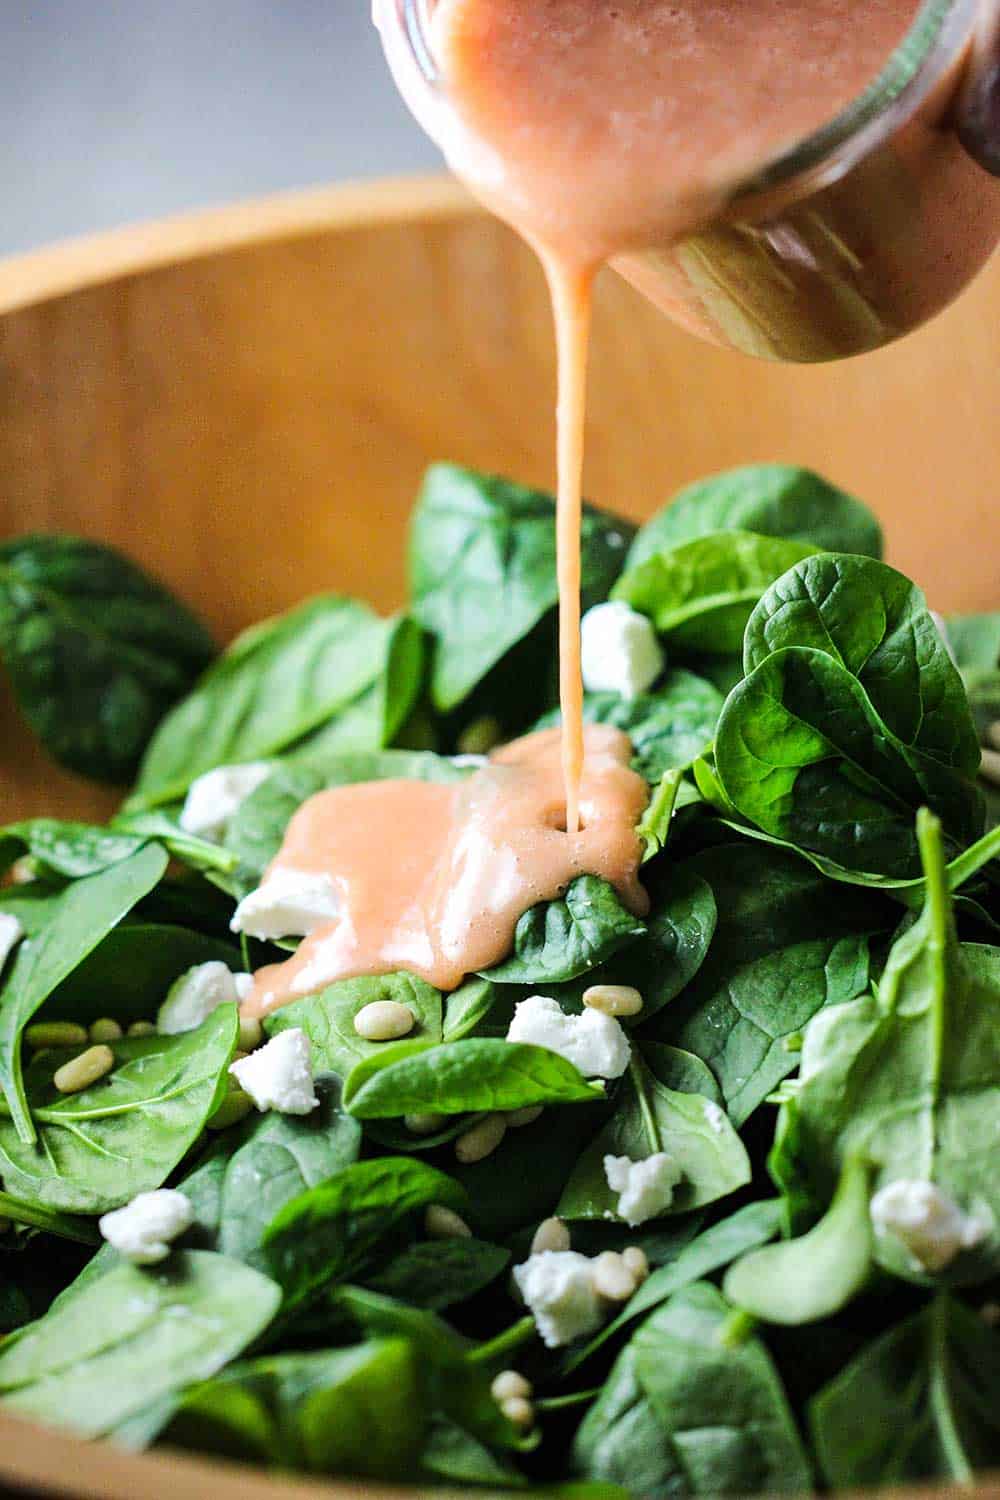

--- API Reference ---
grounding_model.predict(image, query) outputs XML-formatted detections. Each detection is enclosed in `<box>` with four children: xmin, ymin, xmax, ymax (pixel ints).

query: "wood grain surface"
<box><xmin>0</xmin><ymin>175</ymin><xmax>997</xmax><ymax>1494</ymax></box>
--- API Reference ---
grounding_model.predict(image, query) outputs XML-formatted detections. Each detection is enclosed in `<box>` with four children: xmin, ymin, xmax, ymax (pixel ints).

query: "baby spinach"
<box><xmin>409</xmin><ymin>464</ymin><xmax>633</xmax><ymax>711</ymax></box>
<box><xmin>287</xmin><ymin>613</ymin><xmax>425</xmax><ymax>759</ymax></box>
<box><xmin>365</xmin><ymin>1238</ymin><xmax>510</xmax><ymax>1311</ymax></box>
<box><xmin>0</xmin><ymin>534</ymin><xmax>215</xmax><ymax>783</ymax></box>
<box><xmin>0</xmin><ymin>842</ymin><xmax>168</xmax><ymax>1142</ymax></box>
<box><xmin>0</xmin><ymin>1190</ymin><xmax>99</xmax><ymax>1246</ymax></box>
<box><xmin>0</xmin><ymin>821</ymin><xmax>147</xmax><ymax>881</ymax></box>
<box><xmin>946</xmin><ymin>610</ymin><xmax>1000</xmax><ymax>741</ymax></box>
<box><xmin>785</xmin><ymin>810</ymin><xmax>1000</xmax><ymax>1283</ymax></box>
<box><xmin>810</xmin><ymin>1296</ymin><xmax>1000</xmax><ymax>1488</ymax></box>
<box><xmin>481</xmin><ymin>877</ymin><xmax>646</xmax><ymax>986</ymax></box>
<box><xmin>443</xmin><ymin>978</ymin><xmax>496</xmax><ymax>1040</ymax></box>
<box><xmin>625</xmin><ymin>465</ymin><xmax>882</xmax><ymax>569</ymax></box>
<box><xmin>264</xmin><ymin>974</ymin><xmax>443</xmax><ymax>1078</ymax></box>
<box><xmin>343</xmin><ymin>1039</ymin><xmax>605</xmax><ymax>1118</ymax></box>
<box><xmin>558</xmin><ymin>1049</ymin><xmax>750</xmax><ymax>1221</ymax></box>
<box><xmin>169</xmin><ymin>1339</ymin><xmax>425</xmax><ymax>1477</ymax></box>
<box><xmin>45</xmin><ymin>923</ymin><xmax>240</xmax><ymax>1027</ymax></box>
<box><xmin>0</xmin><ymin>1006</ymin><xmax>237</xmax><ymax>1215</ymax></box>
<box><xmin>0</xmin><ymin>1250</ymin><xmax>280</xmax><ymax>1438</ymax></box>
<box><xmin>572</xmin><ymin>1282</ymin><xmax>812</xmax><ymax>1494</ymax></box>
<box><xmin>131</xmin><ymin>596</ymin><xmax>400</xmax><ymax>809</ymax></box>
<box><xmin>613</xmin><ymin>531</ymin><xmax>817</xmax><ymax>654</ymax></box>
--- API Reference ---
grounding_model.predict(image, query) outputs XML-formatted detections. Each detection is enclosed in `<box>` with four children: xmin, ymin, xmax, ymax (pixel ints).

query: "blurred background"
<box><xmin>2</xmin><ymin>1</ymin><xmax>438</xmax><ymax>255</ymax></box>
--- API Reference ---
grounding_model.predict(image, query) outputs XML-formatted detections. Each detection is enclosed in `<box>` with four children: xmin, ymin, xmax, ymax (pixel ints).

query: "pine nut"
<box><xmin>238</xmin><ymin>1015</ymin><xmax>263</xmax><ymax>1051</ymax></box>
<box><xmin>622</xmin><ymin>1246</ymin><xmax>650</xmax><ymax>1284</ymax></box>
<box><xmin>988</xmin><ymin>721</ymin><xmax>1000</xmax><ymax>752</ymax></box>
<box><xmin>500</xmin><ymin>1396</ymin><xmax>535</xmax><ymax>1431</ymax></box>
<box><xmin>531</xmin><ymin>1217</ymin><xmax>570</xmax><ymax>1255</ymax></box>
<box><xmin>406</xmin><ymin>1112</ymin><xmax>448</xmax><ymax>1136</ymax></box>
<box><xmin>53</xmin><ymin>1045</ymin><xmax>114</xmax><ymax>1095</ymax></box>
<box><xmin>582</xmin><ymin>984</ymin><xmax>643</xmax><ymax>1018</ymax></box>
<box><xmin>9</xmin><ymin>858</ymin><xmax>35</xmax><ymax>886</ymax></box>
<box><xmin>506</xmin><ymin>1105</ymin><xmax>544</xmax><ymax>1128</ymax></box>
<box><xmin>981</xmin><ymin>747</ymin><xmax>1000</xmax><ymax>788</ymax></box>
<box><xmin>126</xmin><ymin>1021</ymin><xmax>156</xmax><ymax>1038</ymax></box>
<box><xmin>457</xmin><ymin>716</ymin><xmax>502</xmax><ymax>756</ymax></box>
<box><xmin>424</xmin><ymin>1205</ymin><xmax>472</xmax><ymax>1239</ymax></box>
<box><xmin>354</xmin><ymin>1001</ymin><xmax>415</xmax><ymax>1042</ymax></box>
<box><xmin>592</xmin><ymin>1250</ymin><xmax>638</xmax><ymax>1303</ymax></box>
<box><xmin>491</xmin><ymin>1370</ymin><xmax>533</xmax><ymax>1403</ymax></box>
<box><xmin>25</xmin><ymin>1022</ymin><xmax>88</xmax><ymax>1051</ymax></box>
<box><xmin>455</xmin><ymin>1113</ymin><xmax>507</xmax><ymax>1164</ymax></box>
<box><xmin>981</xmin><ymin>1302</ymin><xmax>1000</xmax><ymax>1326</ymax></box>
<box><xmin>89</xmin><ymin>1018</ymin><xmax>123</xmax><ymax>1043</ymax></box>
<box><xmin>207</xmin><ymin>1088</ymin><xmax>255</xmax><ymax>1131</ymax></box>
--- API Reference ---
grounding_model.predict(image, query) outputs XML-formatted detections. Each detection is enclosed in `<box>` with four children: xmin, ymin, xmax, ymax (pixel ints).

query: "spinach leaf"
<box><xmin>562</xmin><ymin>1201</ymin><xmax>783</xmax><ymax>1375</ymax></box>
<box><xmin>481</xmin><ymin>877</ymin><xmax>646</xmax><ymax>986</ymax></box>
<box><xmin>572</xmin><ymin>1282</ymin><xmax>811</xmax><ymax>1494</ymax></box>
<box><xmin>365</xmin><ymin>1238</ymin><xmax>510</xmax><ymax>1311</ymax></box>
<box><xmin>652</xmin><ymin>844</ymin><xmax>886</xmax><ymax>1124</ymax></box>
<box><xmin>263</xmin><ymin>1158</ymin><xmax>468</xmax><ymax>1315</ymax></box>
<box><xmin>0</xmin><ymin>1006</ymin><xmax>237</xmax><ymax>1215</ymax></box>
<box><xmin>421</xmin><ymin>1418</ymin><xmax>530</xmax><ymax>1487</ymax></box>
<box><xmin>723</xmin><ymin>1155</ymin><xmax>874</xmax><ymax>1325</ymax></box>
<box><xmin>0</xmin><ymin>843</ymin><xmax>168</xmax><ymax>1142</ymax></box>
<box><xmin>287</xmin><ymin>614</ymin><xmax>425</xmax><ymax>759</ymax></box>
<box><xmin>409</xmin><ymin>464</ymin><xmax>633</xmax><ymax>711</ymax></box>
<box><xmin>558</xmin><ymin>1050</ymin><xmax>750</xmax><ymax>1221</ymax></box>
<box><xmin>0</xmin><ymin>1190</ymin><xmax>99</xmax><ymax>1246</ymax></box>
<box><xmin>626</xmin><ymin>465</ymin><xmax>882</xmax><ymax>568</ymax></box>
<box><xmin>0</xmin><ymin>535</ymin><xmax>215</xmax><ymax>783</ymax></box>
<box><xmin>946</xmin><ymin>611</ymin><xmax>1000</xmax><ymax>742</ymax></box>
<box><xmin>106</xmin><ymin>809</ymin><xmax>243</xmax><ymax>877</ymax></box>
<box><xmin>343</xmin><ymin>1039</ymin><xmax>605</xmax><ymax>1118</ymax></box>
<box><xmin>0</xmin><ymin>822</ymin><xmax>146</xmax><ymax>881</ymax></box>
<box><xmin>613</xmin><ymin>531</ymin><xmax>817</xmax><ymax>654</ymax></box>
<box><xmin>263</xmin><ymin>974</ymin><xmax>442</xmax><ymax>1078</ymax></box>
<box><xmin>534</xmin><ymin>670</ymin><xmax>725</xmax><ymax>783</ymax></box>
<box><xmin>168</xmin><ymin>1339</ymin><xmax>425</xmax><ymax>1477</ymax></box>
<box><xmin>786</xmin><ymin>810</ymin><xmax>1000</xmax><ymax>1284</ymax></box>
<box><xmin>715</xmin><ymin>646</ymin><xmax>984</xmax><ymax>876</ymax></box>
<box><xmin>744</xmin><ymin>554</ymin><xmax>981</xmax><ymax>776</ymax></box>
<box><xmin>45</xmin><ymin>923</ymin><xmax>240</xmax><ymax>1027</ymax></box>
<box><xmin>810</xmin><ymin>1296</ymin><xmax>1000</xmax><ymax>1488</ymax></box>
<box><xmin>131</xmin><ymin>596</ymin><xmax>400</xmax><ymax>809</ymax></box>
<box><xmin>0</xmin><ymin>1250</ymin><xmax>280</xmax><ymax>1438</ymax></box>
<box><xmin>443</xmin><ymin>978</ymin><xmax>496</xmax><ymax>1041</ymax></box>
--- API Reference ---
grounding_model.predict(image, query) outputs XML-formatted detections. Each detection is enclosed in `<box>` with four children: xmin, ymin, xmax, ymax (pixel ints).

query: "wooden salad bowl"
<box><xmin>0</xmin><ymin>176</ymin><xmax>998</xmax><ymax>1498</ymax></box>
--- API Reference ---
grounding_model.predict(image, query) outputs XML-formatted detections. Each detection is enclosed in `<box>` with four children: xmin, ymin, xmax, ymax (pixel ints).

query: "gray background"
<box><xmin>2</xmin><ymin>2</ymin><xmax>439</xmax><ymax>255</ymax></box>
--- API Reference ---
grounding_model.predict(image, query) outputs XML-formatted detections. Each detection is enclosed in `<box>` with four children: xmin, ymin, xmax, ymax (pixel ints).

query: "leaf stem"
<box><xmin>535</xmin><ymin>1388</ymin><xmax>602</xmax><ymax>1412</ymax></box>
<box><xmin>916</xmin><ymin>809</ymin><xmax>951</xmax><ymax>1106</ymax></box>
<box><xmin>467</xmin><ymin>1316</ymin><xmax>537</xmax><ymax>1366</ymax></box>
<box><xmin>629</xmin><ymin>1055</ymin><xmax>663</xmax><ymax>1155</ymax></box>
<box><xmin>927</xmin><ymin>1296</ymin><xmax>973</xmax><ymax>1482</ymax></box>
<box><xmin>717</xmin><ymin>1308</ymin><xmax>758</xmax><ymax>1348</ymax></box>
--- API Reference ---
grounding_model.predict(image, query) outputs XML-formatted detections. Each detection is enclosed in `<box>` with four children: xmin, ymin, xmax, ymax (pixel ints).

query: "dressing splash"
<box><xmin>243</xmin><ymin>725</ymin><xmax>648</xmax><ymax>1014</ymax></box>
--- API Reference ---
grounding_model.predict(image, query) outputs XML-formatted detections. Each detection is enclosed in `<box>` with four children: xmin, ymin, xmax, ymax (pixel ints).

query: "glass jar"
<box><xmin>376</xmin><ymin>0</ymin><xmax>1000</xmax><ymax>362</ymax></box>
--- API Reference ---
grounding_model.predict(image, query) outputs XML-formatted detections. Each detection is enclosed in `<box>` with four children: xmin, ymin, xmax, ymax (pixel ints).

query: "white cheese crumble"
<box><xmin>157</xmin><ymin>961</ymin><xmax>252</xmax><ymax>1035</ymax></box>
<box><xmin>604</xmin><ymin>1152</ymin><xmax>683</xmax><ymax>1226</ymax></box>
<box><xmin>229</xmin><ymin>1028</ymin><xmax>318</xmax><ymax>1115</ymax></box>
<box><xmin>512</xmin><ymin>1251</ymin><xmax>606</xmax><ymax>1348</ymax></box>
<box><xmin>580</xmin><ymin>601</ymin><xmax>664</xmax><ymax>700</ymax></box>
<box><xmin>230</xmin><ymin>867</ymin><xmax>340</xmax><ymax>941</ymax></box>
<box><xmin>703</xmin><ymin>1100</ymin><xmax>727</xmax><ymax>1135</ymax></box>
<box><xmin>178</xmin><ymin>762</ymin><xmax>273</xmax><ymax>842</ymax></box>
<box><xmin>870</xmin><ymin>1179</ymin><xmax>990</xmax><ymax>1272</ymax></box>
<box><xmin>98</xmin><ymin>1189</ymin><xmax>194</xmax><ymax>1265</ymax></box>
<box><xmin>506</xmin><ymin>995</ymin><xmax>631</xmax><ymax>1080</ymax></box>
<box><xmin>0</xmin><ymin>914</ymin><xmax>25</xmax><ymax>972</ymax></box>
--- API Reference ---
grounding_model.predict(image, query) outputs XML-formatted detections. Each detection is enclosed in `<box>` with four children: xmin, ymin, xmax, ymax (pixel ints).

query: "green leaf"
<box><xmin>0</xmin><ymin>1250</ymin><xmax>280</xmax><ymax>1438</ymax></box>
<box><xmin>365</xmin><ymin>1238</ymin><xmax>510</xmax><ymax>1311</ymax></box>
<box><xmin>287</xmin><ymin>614</ymin><xmax>425</xmax><ymax>759</ymax></box>
<box><xmin>481</xmin><ymin>877</ymin><xmax>646</xmax><ymax>986</ymax></box>
<box><xmin>0</xmin><ymin>821</ymin><xmax>147</xmax><ymax>881</ymax></box>
<box><xmin>0</xmin><ymin>535</ymin><xmax>215</xmax><ymax>783</ymax></box>
<box><xmin>0</xmin><ymin>1006</ymin><xmax>237</xmax><ymax>1215</ymax></box>
<box><xmin>626</xmin><ymin>465</ymin><xmax>882</xmax><ymax>568</ymax></box>
<box><xmin>0</xmin><ymin>843</ymin><xmax>168</xmax><ymax>1142</ymax></box>
<box><xmin>443</xmin><ymin>978</ymin><xmax>496</xmax><ymax>1041</ymax></box>
<box><xmin>613</xmin><ymin>531</ymin><xmax>817</xmax><ymax>654</ymax></box>
<box><xmin>810</xmin><ymin>1296</ymin><xmax>1000</xmax><ymax>1488</ymax></box>
<box><xmin>0</xmin><ymin>1189</ymin><xmax>99</xmax><ymax>1245</ymax></box>
<box><xmin>131</xmin><ymin>595</ymin><xmax>399</xmax><ymax>809</ymax></box>
<box><xmin>572</xmin><ymin>1283</ymin><xmax>812</xmax><ymax>1494</ymax></box>
<box><xmin>744</xmin><ymin>554</ymin><xmax>981</xmax><ymax>776</ymax></box>
<box><xmin>263</xmin><ymin>974</ymin><xmax>442</xmax><ymax>1078</ymax></box>
<box><xmin>409</xmin><ymin>464</ymin><xmax>633</xmax><ymax>711</ymax></box>
<box><xmin>343</xmin><ymin>1039</ymin><xmax>605</xmax><ymax>1118</ymax></box>
<box><xmin>44</xmin><ymin>924</ymin><xmax>240</xmax><ymax>1027</ymax></box>
<box><xmin>558</xmin><ymin>1050</ymin><xmax>750</xmax><ymax>1221</ymax></box>
<box><xmin>723</xmin><ymin>1155</ymin><xmax>874</xmax><ymax>1325</ymax></box>
<box><xmin>945</xmin><ymin>611</ymin><xmax>1000</xmax><ymax>676</ymax></box>
<box><xmin>168</xmin><ymin>1340</ymin><xmax>425</xmax><ymax>1478</ymax></box>
<box><xmin>715</xmin><ymin>646</ymin><xmax>984</xmax><ymax>876</ymax></box>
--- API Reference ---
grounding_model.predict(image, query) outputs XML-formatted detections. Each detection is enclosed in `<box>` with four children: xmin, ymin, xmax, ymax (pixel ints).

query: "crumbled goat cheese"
<box><xmin>703</xmin><ymin>1100</ymin><xmax>727</xmax><ymax>1134</ymax></box>
<box><xmin>98</xmin><ymin>1189</ymin><xmax>194</xmax><ymax>1265</ymax></box>
<box><xmin>0</xmin><ymin>914</ymin><xmax>25</xmax><ymax>971</ymax></box>
<box><xmin>507</xmin><ymin>995</ymin><xmax>631</xmax><ymax>1080</ymax></box>
<box><xmin>604</xmin><ymin>1152</ymin><xmax>683</xmax><ymax>1226</ymax></box>
<box><xmin>230</xmin><ymin>867</ymin><xmax>340</xmax><ymax>941</ymax></box>
<box><xmin>580</xmin><ymin>601</ymin><xmax>664</xmax><ymax>700</ymax></box>
<box><xmin>513</xmin><ymin>1251</ymin><xmax>606</xmax><ymax>1348</ymax></box>
<box><xmin>229</xmin><ymin>1028</ymin><xmax>318</xmax><ymax>1115</ymax></box>
<box><xmin>178</xmin><ymin>762</ymin><xmax>273</xmax><ymax>842</ymax></box>
<box><xmin>870</xmin><ymin>1179</ymin><xmax>990</xmax><ymax>1272</ymax></box>
<box><xmin>157</xmin><ymin>962</ymin><xmax>251</xmax><ymax>1035</ymax></box>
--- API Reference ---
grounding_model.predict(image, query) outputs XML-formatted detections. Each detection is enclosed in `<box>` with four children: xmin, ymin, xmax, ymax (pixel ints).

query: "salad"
<box><xmin>0</xmin><ymin>459</ymin><xmax>998</xmax><ymax>1492</ymax></box>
